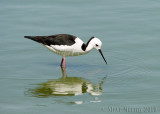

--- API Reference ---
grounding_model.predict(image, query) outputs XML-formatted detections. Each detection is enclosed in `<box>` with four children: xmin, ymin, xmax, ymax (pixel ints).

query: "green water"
<box><xmin>0</xmin><ymin>0</ymin><xmax>160</xmax><ymax>114</ymax></box>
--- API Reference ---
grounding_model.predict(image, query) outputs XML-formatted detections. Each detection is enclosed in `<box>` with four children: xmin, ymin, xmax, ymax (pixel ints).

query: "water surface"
<box><xmin>0</xmin><ymin>0</ymin><xmax>160</xmax><ymax>114</ymax></box>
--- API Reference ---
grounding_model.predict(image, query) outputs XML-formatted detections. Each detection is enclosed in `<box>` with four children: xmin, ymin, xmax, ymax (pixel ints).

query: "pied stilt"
<box><xmin>24</xmin><ymin>34</ymin><xmax>107</xmax><ymax>69</ymax></box>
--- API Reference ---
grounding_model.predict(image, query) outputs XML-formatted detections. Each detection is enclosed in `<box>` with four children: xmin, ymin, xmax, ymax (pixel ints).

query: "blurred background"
<box><xmin>0</xmin><ymin>0</ymin><xmax>160</xmax><ymax>114</ymax></box>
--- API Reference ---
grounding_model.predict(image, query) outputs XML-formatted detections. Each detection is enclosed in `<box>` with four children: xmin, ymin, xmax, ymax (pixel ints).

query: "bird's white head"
<box><xmin>90</xmin><ymin>37</ymin><xmax>107</xmax><ymax>64</ymax></box>
<box><xmin>92</xmin><ymin>38</ymin><xmax>102</xmax><ymax>50</ymax></box>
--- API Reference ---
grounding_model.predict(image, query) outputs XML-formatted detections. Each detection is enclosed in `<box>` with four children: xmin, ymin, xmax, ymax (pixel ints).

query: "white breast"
<box><xmin>43</xmin><ymin>38</ymin><xmax>89</xmax><ymax>57</ymax></box>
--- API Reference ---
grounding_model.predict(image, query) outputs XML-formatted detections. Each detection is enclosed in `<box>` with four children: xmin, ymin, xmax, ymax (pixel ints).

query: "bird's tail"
<box><xmin>24</xmin><ymin>36</ymin><xmax>35</xmax><ymax>40</ymax></box>
<box><xmin>24</xmin><ymin>35</ymin><xmax>47</xmax><ymax>44</ymax></box>
<box><xmin>24</xmin><ymin>36</ymin><xmax>40</xmax><ymax>43</ymax></box>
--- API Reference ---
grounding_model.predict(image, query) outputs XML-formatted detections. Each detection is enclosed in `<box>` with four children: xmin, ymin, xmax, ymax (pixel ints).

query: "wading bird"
<box><xmin>24</xmin><ymin>34</ymin><xmax>107</xmax><ymax>69</ymax></box>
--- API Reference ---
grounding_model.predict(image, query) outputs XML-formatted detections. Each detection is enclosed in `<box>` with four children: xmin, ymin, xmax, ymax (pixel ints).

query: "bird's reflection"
<box><xmin>27</xmin><ymin>67</ymin><xmax>106</xmax><ymax>97</ymax></box>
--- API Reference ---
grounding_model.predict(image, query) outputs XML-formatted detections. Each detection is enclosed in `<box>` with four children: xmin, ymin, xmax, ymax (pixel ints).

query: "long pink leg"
<box><xmin>62</xmin><ymin>57</ymin><xmax>65</xmax><ymax>70</ymax></box>
<box><xmin>60</xmin><ymin>57</ymin><xmax>65</xmax><ymax>69</ymax></box>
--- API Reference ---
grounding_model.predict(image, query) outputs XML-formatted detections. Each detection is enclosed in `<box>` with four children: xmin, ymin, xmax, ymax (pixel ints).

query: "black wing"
<box><xmin>24</xmin><ymin>34</ymin><xmax>76</xmax><ymax>46</ymax></box>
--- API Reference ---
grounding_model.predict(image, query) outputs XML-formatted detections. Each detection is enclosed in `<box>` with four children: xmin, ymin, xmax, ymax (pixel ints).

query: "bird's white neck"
<box><xmin>81</xmin><ymin>37</ymin><xmax>99</xmax><ymax>52</ymax></box>
<box><xmin>84</xmin><ymin>39</ymin><xmax>96</xmax><ymax>52</ymax></box>
<box><xmin>85</xmin><ymin>43</ymin><xmax>94</xmax><ymax>52</ymax></box>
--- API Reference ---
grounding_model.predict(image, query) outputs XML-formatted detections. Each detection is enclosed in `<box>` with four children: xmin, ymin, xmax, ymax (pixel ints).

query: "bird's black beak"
<box><xmin>98</xmin><ymin>49</ymin><xmax>107</xmax><ymax>64</ymax></box>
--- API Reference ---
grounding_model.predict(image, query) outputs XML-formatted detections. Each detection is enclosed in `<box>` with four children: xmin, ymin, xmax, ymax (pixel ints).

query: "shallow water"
<box><xmin>0</xmin><ymin>0</ymin><xmax>160</xmax><ymax>114</ymax></box>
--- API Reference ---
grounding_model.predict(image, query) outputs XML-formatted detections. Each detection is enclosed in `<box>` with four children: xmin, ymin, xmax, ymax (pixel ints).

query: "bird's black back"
<box><xmin>24</xmin><ymin>34</ymin><xmax>76</xmax><ymax>46</ymax></box>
